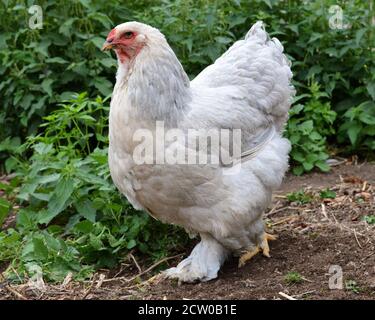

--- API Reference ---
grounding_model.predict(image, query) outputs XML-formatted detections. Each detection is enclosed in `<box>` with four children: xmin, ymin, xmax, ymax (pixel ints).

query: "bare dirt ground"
<box><xmin>1</xmin><ymin>161</ymin><xmax>375</xmax><ymax>300</ymax></box>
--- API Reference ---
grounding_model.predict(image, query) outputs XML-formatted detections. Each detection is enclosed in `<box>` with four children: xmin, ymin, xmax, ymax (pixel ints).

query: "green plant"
<box><xmin>286</xmin><ymin>82</ymin><xmax>337</xmax><ymax>175</ymax></box>
<box><xmin>0</xmin><ymin>0</ymin><xmax>127</xmax><ymax>163</ymax></box>
<box><xmin>338</xmin><ymin>101</ymin><xmax>375</xmax><ymax>154</ymax></box>
<box><xmin>285</xmin><ymin>271</ymin><xmax>303</xmax><ymax>284</ymax></box>
<box><xmin>319</xmin><ymin>189</ymin><xmax>336</xmax><ymax>199</ymax></box>
<box><xmin>345</xmin><ymin>280</ymin><xmax>361</xmax><ymax>294</ymax></box>
<box><xmin>0</xmin><ymin>198</ymin><xmax>11</xmax><ymax>227</ymax></box>
<box><xmin>0</xmin><ymin>93</ymin><xmax>188</xmax><ymax>282</ymax></box>
<box><xmin>287</xmin><ymin>190</ymin><xmax>314</xmax><ymax>205</ymax></box>
<box><xmin>1</xmin><ymin>0</ymin><xmax>374</xmax><ymax>164</ymax></box>
<box><xmin>363</xmin><ymin>215</ymin><xmax>375</xmax><ymax>225</ymax></box>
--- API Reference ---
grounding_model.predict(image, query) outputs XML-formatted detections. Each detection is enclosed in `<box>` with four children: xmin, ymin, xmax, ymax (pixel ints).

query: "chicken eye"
<box><xmin>123</xmin><ymin>31</ymin><xmax>134</xmax><ymax>39</ymax></box>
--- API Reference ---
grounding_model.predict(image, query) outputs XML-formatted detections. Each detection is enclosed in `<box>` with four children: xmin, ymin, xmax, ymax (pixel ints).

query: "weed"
<box><xmin>363</xmin><ymin>215</ymin><xmax>375</xmax><ymax>225</ymax></box>
<box><xmin>345</xmin><ymin>280</ymin><xmax>361</xmax><ymax>294</ymax></box>
<box><xmin>319</xmin><ymin>189</ymin><xmax>336</xmax><ymax>199</ymax></box>
<box><xmin>285</xmin><ymin>271</ymin><xmax>303</xmax><ymax>284</ymax></box>
<box><xmin>287</xmin><ymin>190</ymin><xmax>314</xmax><ymax>205</ymax></box>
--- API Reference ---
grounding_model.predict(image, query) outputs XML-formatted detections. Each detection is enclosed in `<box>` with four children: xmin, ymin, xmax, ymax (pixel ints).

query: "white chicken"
<box><xmin>102</xmin><ymin>21</ymin><xmax>294</xmax><ymax>283</ymax></box>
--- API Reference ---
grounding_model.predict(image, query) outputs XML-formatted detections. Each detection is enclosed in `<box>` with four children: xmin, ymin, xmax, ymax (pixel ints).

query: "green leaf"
<box><xmin>41</xmin><ymin>78</ymin><xmax>53</xmax><ymax>97</ymax></box>
<box><xmin>292</xmin><ymin>165</ymin><xmax>304</xmax><ymax>176</ymax></box>
<box><xmin>39</xmin><ymin>177</ymin><xmax>74</xmax><ymax>225</ymax></box>
<box><xmin>0</xmin><ymin>198</ymin><xmax>11</xmax><ymax>227</ymax></box>
<box><xmin>359</xmin><ymin>112</ymin><xmax>375</xmax><ymax>125</ymax></box>
<box><xmin>34</xmin><ymin>142</ymin><xmax>53</xmax><ymax>155</ymax></box>
<box><xmin>302</xmin><ymin>161</ymin><xmax>314</xmax><ymax>171</ymax></box>
<box><xmin>315</xmin><ymin>161</ymin><xmax>330</xmax><ymax>172</ymax></box>
<box><xmin>347</xmin><ymin>123</ymin><xmax>362</xmax><ymax>145</ymax></box>
<box><xmin>214</xmin><ymin>36</ymin><xmax>233</xmax><ymax>44</ymax></box>
<box><xmin>320</xmin><ymin>189</ymin><xmax>336</xmax><ymax>199</ymax></box>
<box><xmin>75</xmin><ymin>199</ymin><xmax>96</xmax><ymax>222</ymax></box>
<box><xmin>90</xmin><ymin>36</ymin><xmax>106</xmax><ymax>50</ymax></box>
<box><xmin>308</xmin><ymin>33</ymin><xmax>323</xmax><ymax>43</ymax></box>
<box><xmin>32</xmin><ymin>237</ymin><xmax>49</xmax><ymax>260</ymax></box>
<box><xmin>299</xmin><ymin>120</ymin><xmax>314</xmax><ymax>134</ymax></box>
<box><xmin>99</xmin><ymin>58</ymin><xmax>116</xmax><ymax>68</ymax></box>
<box><xmin>306</xmin><ymin>65</ymin><xmax>322</xmax><ymax>79</ymax></box>
<box><xmin>92</xmin><ymin>77</ymin><xmax>113</xmax><ymax>96</ymax></box>
<box><xmin>366</xmin><ymin>83</ymin><xmax>375</xmax><ymax>100</ymax></box>
<box><xmin>46</xmin><ymin>57</ymin><xmax>68</xmax><ymax>64</ymax></box>
<box><xmin>355</xmin><ymin>29</ymin><xmax>367</xmax><ymax>45</ymax></box>
<box><xmin>261</xmin><ymin>0</ymin><xmax>272</xmax><ymax>9</ymax></box>
<box><xmin>363</xmin><ymin>215</ymin><xmax>375</xmax><ymax>225</ymax></box>
<box><xmin>37</xmin><ymin>174</ymin><xmax>61</xmax><ymax>184</ymax></box>
<box><xmin>89</xmin><ymin>234</ymin><xmax>104</xmax><ymax>250</ymax></box>
<box><xmin>74</xmin><ymin>220</ymin><xmax>94</xmax><ymax>234</ymax></box>
<box><xmin>291</xmin><ymin>151</ymin><xmax>304</xmax><ymax>162</ymax></box>
<box><xmin>127</xmin><ymin>239</ymin><xmax>136</xmax><ymax>249</ymax></box>
<box><xmin>229</xmin><ymin>15</ymin><xmax>247</xmax><ymax>28</ymax></box>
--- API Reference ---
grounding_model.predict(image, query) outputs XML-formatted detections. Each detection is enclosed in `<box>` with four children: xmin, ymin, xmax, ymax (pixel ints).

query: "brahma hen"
<box><xmin>102</xmin><ymin>21</ymin><xmax>294</xmax><ymax>283</ymax></box>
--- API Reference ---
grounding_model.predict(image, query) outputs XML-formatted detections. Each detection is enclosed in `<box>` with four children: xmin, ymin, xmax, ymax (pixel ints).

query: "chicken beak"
<box><xmin>101</xmin><ymin>41</ymin><xmax>114</xmax><ymax>51</ymax></box>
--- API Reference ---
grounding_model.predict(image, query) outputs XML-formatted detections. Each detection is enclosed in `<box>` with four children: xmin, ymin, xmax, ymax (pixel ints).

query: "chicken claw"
<box><xmin>260</xmin><ymin>233</ymin><xmax>277</xmax><ymax>258</ymax></box>
<box><xmin>238</xmin><ymin>233</ymin><xmax>277</xmax><ymax>267</ymax></box>
<box><xmin>238</xmin><ymin>247</ymin><xmax>260</xmax><ymax>267</ymax></box>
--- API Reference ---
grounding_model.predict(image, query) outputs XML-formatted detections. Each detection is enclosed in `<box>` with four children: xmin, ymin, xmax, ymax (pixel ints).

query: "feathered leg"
<box><xmin>164</xmin><ymin>233</ymin><xmax>229</xmax><ymax>283</ymax></box>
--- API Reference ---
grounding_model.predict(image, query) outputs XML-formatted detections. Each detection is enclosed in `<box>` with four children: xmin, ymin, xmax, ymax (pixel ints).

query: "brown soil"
<box><xmin>1</xmin><ymin>161</ymin><xmax>375</xmax><ymax>300</ymax></box>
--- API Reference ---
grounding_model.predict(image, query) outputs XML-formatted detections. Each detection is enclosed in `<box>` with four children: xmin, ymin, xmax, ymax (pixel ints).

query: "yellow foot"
<box><xmin>238</xmin><ymin>246</ymin><xmax>260</xmax><ymax>268</ymax></box>
<box><xmin>238</xmin><ymin>233</ymin><xmax>277</xmax><ymax>267</ymax></box>
<box><xmin>261</xmin><ymin>233</ymin><xmax>277</xmax><ymax>258</ymax></box>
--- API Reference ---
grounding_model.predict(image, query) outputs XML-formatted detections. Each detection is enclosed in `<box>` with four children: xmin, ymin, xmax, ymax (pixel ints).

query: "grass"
<box><xmin>286</xmin><ymin>190</ymin><xmax>314</xmax><ymax>205</ymax></box>
<box><xmin>363</xmin><ymin>215</ymin><xmax>375</xmax><ymax>225</ymax></box>
<box><xmin>284</xmin><ymin>271</ymin><xmax>303</xmax><ymax>284</ymax></box>
<box><xmin>319</xmin><ymin>189</ymin><xmax>336</xmax><ymax>199</ymax></box>
<box><xmin>345</xmin><ymin>280</ymin><xmax>361</xmax><ymax>294</ymax></box>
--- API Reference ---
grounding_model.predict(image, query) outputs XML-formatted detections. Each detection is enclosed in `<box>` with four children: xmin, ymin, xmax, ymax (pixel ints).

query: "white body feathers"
<box><xmin>108</xmin><ymin>21</ymin><xmax>294</xmax><ymax>282</ymax></box>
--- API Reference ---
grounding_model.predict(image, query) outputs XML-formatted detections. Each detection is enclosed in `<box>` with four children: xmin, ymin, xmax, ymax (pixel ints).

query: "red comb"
<box><xmin>106</xmin><ymin>28</ymin><xmax>116</xmax><ymax>41</ymax></box>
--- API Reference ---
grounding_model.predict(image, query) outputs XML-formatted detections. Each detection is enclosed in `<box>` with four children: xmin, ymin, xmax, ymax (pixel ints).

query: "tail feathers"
<box><xmin>245</xmin><ymin>21</ymin><xmax>268</xmax><ymax>42</ymax></box>
<box><xmin>246</xmin><ymin>21</ymin><xmax>286</xmax><ymax>57</ymax></box>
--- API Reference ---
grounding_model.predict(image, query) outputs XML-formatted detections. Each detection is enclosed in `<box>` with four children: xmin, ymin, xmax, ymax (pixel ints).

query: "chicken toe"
<box><xmin>238</xmin><ymin>247</ymin><xmax>260</xmax><ymax>267</ymax></box>
<box><xmin>238</xmin><ymin>233</ymin><xmax>277</xmax><ymax>267</ymax></box>
<box><xmin>260</xmin><ymin>232</ymin><xmax>277</xmax><ymax>258</ymax></box>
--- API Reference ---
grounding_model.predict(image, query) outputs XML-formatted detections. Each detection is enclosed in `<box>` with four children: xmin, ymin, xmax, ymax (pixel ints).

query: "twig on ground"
<box><xmin>272</xmin><ymin>215</ymin><xmax>298</xmax><ymax>226</ymax></box>
<box><xmin>10</xmin><ymin>266</ymin><xmax>23</xmax><ymax>283</ymax></box>
<box><xmin>362</xmin><ymin>251</ymin><xmax>375</xmax><ymax>261</ymax></box>
<box><xmin>321</xmin><ymin>203</ymin><xmax>329</xmax><ymax>221</ymax></box>
<box><xmin>5</xmin><ymin>285</ymin><xmax>27</xmax><ymax>300</ymax></box>
<box><xmin>129</xmin><ymin>253</ymin><xmax>142</xmax><ymax>274</ymax></box>
<box><xmin>362</xmin><ymin>181</ymin><xmax>367</xmax><ymax>191</ymax></box>
<box><xmin>294</xmin><ymin>290</ymin><xmax>316</xmax><ymax>298</ymax></box>
<box><xmin>266</xmin><ymin>203</ymin><xmax>279</xmax><ymax>216</ymax></box>
<box><xmin>354</xmin><ymin>230</ymin><xmax>362</xmax><ymax>248</ymax></box>
<box><xmin>274</xmin><ymin>195</ymin><xmax>287</xmax><ymax>199</ymax></box>
<box><xmin>301</xmin><ymin>277</ymin><xmax>314</xmax><ymax>283</ymax></box>
<box><xmin>82</xmin><ymin>274</ymin><xmax>97</xmax><ymax>299</ymax></box>
<box><xmin>278</xmin><ymin>292</ymin><xmax>297</xmax><ymax>300</ymax></box>
<box><xmin>330</xmin><ymin>210</ymin><xmax>339</xmax><ymax>224</ymax></box>
<box><xmin>266</xmin><ymin>206</ymin><xmax>303</xmax><ymax>217</ymax></box>
<box><xmin>95</xmin><ymin>274</ymin><xmax>106</xmax><ymax>289</ymax></box>
<box><xmin>61</xmin><ymin>272</ymin><xmax>73</xmax><ymax>288</ymax></box>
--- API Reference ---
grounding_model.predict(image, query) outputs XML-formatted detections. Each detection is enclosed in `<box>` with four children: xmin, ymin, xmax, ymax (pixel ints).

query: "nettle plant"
<box><xmin>1</xmin><ymin>93</ymin><xmax>188</xmax><ymax>282</ymax></box>
<box><xmin>338</xmin><ymin>100</ymin><xmax>375</xmax><ymax>154</ymax></box>
<box><xmin>0</xmin><ymin>0</ymin><xmax>374</xmax><ymax>170</ymax></box>
<box><xmin>0</xmin><ymin>0</ymin><xmax>126</xmax><ymax>145</ymax></box>
<box><xmin>286</xmin><ymin>82</ymin><xmax>337</xmax><ymax>175</ymax></box>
